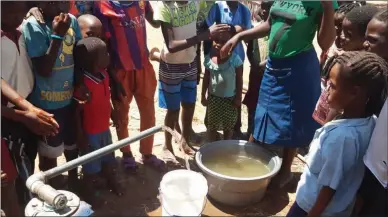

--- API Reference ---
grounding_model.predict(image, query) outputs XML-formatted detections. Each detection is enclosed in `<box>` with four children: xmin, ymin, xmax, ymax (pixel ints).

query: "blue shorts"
<box><xmin>158</xmin><ymin>60</ymin><xmax>198</xmax><ymax>110</ymax></box>
<box><xmin>253</xmin><ymin>49</ymin><xmax>321</xmax><ymax>147</ymax></box>
<box><xmin>37</xmin><ymin>104</ymin><xmax>77</xmax><ymax>158</ymax></box>
<box><xmin>81</xmin><ymin>130</ymin><xmax>115</xmax><ymax>174</ymax></box>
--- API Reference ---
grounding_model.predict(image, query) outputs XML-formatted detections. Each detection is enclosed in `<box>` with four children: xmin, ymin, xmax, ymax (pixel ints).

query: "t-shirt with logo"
<box><xmin>93</xmin><ymin>1</ymin><xmax>151</xmax><ymax>71</ymax></box>
<box><xmin>268</xmin><ymin>0</ymin><xmax>338</xmax><ymax>58</ymax></box>
<box><xmin>22</xmin><ymin>14</ymin><xmax>82</xmax><ymax>110</ymax></box>
<box><xmin>197</xmin><ymin>1</ymin><xmax>215</xmax><ymax>30</ymax></box>
<box><xmin>154</xmin><ymin>1</ymin><xmax>207</xmax><ymax>64</ymax></box>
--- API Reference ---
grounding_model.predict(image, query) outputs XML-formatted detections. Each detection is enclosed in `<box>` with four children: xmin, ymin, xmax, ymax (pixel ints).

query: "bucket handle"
<box><xmin>159</xmin><ymin>188</ymin><xmax>208</xmax><ymax>217</ymax></box>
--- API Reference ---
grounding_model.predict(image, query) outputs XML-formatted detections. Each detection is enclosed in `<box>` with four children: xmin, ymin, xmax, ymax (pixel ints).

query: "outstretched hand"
<box><xmin>220</xmin><ymin>35</ymin><xmax>239</xmax><ymax>59</ymax></box>
<box><xmin>26</xmin><ymin>7</ymin><xmax>44</xmax><ymax>24</ymax></box>
<box><xmin>208</xmin><ymin>24</ymin><xmax>231</xmax><ymax>40</ymax></box>
<box><xmin>22</xmin><ymin>107</ymin><xmax>59</xmax><ymax>136</ymax></box>
<box><xmin>52</xmin><ymin>13</ymin><xmax>71</xmax><ymax>37</ymax></box>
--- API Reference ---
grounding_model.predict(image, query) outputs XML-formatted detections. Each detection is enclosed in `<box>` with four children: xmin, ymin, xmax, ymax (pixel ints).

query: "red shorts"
<box><xmin>1</xmin><ymin>139</ymin><xmax>17</xmax><ymax>182</ymax></box>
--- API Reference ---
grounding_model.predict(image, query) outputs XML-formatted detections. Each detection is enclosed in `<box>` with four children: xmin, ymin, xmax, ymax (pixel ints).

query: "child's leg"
<box><xmin>207</xmin><ymin>129</ymin><xmax>217</xmax><ymax>142</ymax></box>
<box><xmin>165</xmin><ymin>110</ymin><xmax>180</xmax><ymax>154</ymax></box>
<box><xmin>174</xmin><ymin>121</ymin><xmax>182</xmax><ymax>134</ymax></box>
<box><xmin>233</xmin><ymin>106</ymin><xmax>242</xmax><ymax>138</ymax></box>
<box><xmin>64</xmin><ymin>104</ymin><xmax>79</xmax><ymax>191</ymax></box>
<box><xmin>223</xmin><ymin>129</ymin><xmax>234</xmax><ymax>140</ymax></box>
<box><xmin>181</xmin><ymin>102</ymin><xmax>196</xmax><ymax>153</ymax></box>
<box><xmin>1</xmin><ymin>182</ymin><xmax>22</xmax><ymax>217</ymax></box>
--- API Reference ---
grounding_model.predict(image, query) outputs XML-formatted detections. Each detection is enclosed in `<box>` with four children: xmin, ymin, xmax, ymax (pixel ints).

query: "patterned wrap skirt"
<box><xmin>206</xmin><ymin>95</ymin><xmax>238</xmax><ymax>131</ymax></box>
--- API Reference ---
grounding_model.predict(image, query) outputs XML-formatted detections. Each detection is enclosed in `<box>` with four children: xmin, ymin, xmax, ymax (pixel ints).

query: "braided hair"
<box><xmin>336</xmin><ymin>2</ymin><xmax>362</xmax><ymax>15</ymax></box>
<box><xmin>373</xmin><ymin>9</ymin><xmax>388</xmax><ymax>23</ymax></box>
<box><xmin>331</xmin><ymin>51</ymin><xmax>388</xmax><ymax>116</ymax></box>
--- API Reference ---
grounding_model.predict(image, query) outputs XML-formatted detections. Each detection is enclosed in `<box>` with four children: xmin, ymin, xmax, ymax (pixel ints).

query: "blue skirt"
<box><xmin>253</xmin><ymin>49</ymin><xmax>321</xmax><ymax>147</ymax></box>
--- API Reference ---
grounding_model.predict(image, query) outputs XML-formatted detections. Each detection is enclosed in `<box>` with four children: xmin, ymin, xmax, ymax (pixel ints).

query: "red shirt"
<box><xmin>312</xmin><ymin>79</ymin><xmax>330</xmax><ymax>126</ymax></box>
<box><xmin>1</xmin><ymin>138</ymin><xmax>17</xmax><ymax>183</ymax></box>
<box><xmin>81</xmin><ymin>71</ymin><xmax>111</xmax><ymax>134</ymax></box>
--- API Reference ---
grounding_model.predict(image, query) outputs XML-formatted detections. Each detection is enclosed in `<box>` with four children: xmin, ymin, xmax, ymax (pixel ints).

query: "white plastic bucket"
<box><xmin>160</xmin><ymin>170</ymin><xmax>208</xmax><ymax>216</ymax></box>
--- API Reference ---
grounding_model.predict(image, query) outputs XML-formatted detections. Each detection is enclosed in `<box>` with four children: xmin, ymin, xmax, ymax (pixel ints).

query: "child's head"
<box><xmin>340</xmin><ymin>5</ymin><xmax>379</xmax><ymax>51</ymax></box>
<box><xmin>259</xmin><ymin>1</ymin><xmax>274</xmax><ymax>21</ymax></box>
<box><xmin>334</xmin><ymin>2</ymin><xmax>362</xmax><ymax>48</ymax></box>
<box><xmin>213</xmin><ymin>24</ymin><xmax>236</xmax><ymax>49</ymax></box>
<box><xmin>38</xmin><ymin>1</ymin><xmax>70</xmax><ymax>19</ymax></box>
<box><xmin>1</xmin><ymin>1</ymin><xmax>28</xmax><ymax>32</ymax></box>
<box><xmin>78</xmin><ymin>14</ymin><xmax>103</xmax><ymax>39</ymax></box>
<box><xmin>327</xmin><ymin>51</ymin><xmax>388</xmax><ymax>117</ymax></box>
<box><xmin>364</xmin><ymin>10</ymin><xmax>388</xmax><ymax>61</ymax></box>
<box><xmin>74</xmin><ymin>37</ymin><xmax>110</xmax><ymax>75</ymax></box>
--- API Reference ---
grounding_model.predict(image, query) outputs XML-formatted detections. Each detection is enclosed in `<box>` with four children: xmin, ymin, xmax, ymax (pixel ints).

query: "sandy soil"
<box><xmin>33</xmin><ymin>1</ymin><xmax>387</xmax><ymax>215</ymax></box>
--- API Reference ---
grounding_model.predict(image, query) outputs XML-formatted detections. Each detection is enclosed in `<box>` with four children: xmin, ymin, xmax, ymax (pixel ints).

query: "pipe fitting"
<box><xmin>26</xmin><ymin>171</ymin><xmax>68</xmax><ymax>210</ymax></box>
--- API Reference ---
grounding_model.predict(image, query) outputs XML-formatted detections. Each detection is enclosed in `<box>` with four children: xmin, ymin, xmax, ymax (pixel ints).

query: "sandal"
<box><xmin>142</xmin><ymin>155</ymin><xmax>166</xmax><ymax>172</ymax></box>
<box><xmin>122</xmin><ymin>156</ymin><xmax>138</xmax><ymax>173</ymax></box>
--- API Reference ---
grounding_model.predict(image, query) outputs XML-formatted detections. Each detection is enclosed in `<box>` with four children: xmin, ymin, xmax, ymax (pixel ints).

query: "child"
<box><xmin>22</xmin><ymin>1</ymin><xmax>82</xmax><ymax>189</ymax></box>
<box><xmin>287</xmin><ymin>51</ymin><xmax>388</xmax><ymax>217</ymax></box>
<box><xmin>77</xmin><ymin>14</ymin><xmax>103</xmax><ymax>39</ymax></box>
<box><xmin>154</xmin><ymin>1</ymin><xmax>230</xmax><ymax>155</ymax></box>
<box><xmin>313</xmin><ymin>5</ymin><xmax>379</xmax><ymax>125</ymax></box>
<box><xmin>357</xmin><ymin>9</ymin><xmax>388</xmax><ymax>216</ymax></box>
<box><xmin>201</xmin><ymin>27</ymin><xmax>243</xmax><ymax>141</ymax></box>
<box><xmin>243</xmin><ymin>0</ymin><xmax>272</xmax><ymax>138</ymax></box>
<box><xmin>206</xmin><ymin>1</ymin><xmax>252</xmax><ymax>139</ymax></box>
<box><xmin>93</xmin><ymin>1</ymin><xmax>165</xmax><ymax>172</ymax></box>
<box><xmin>340</xmin><ymin>5</ymin><xmax>379</xmax><ymax>51</ymax></box>
<box><xmin>364</xmin><ymin>9</ymin><xmax>388</xmax><ymax>61</ymax></box>
<box><xmin>74</xmin><ymin>37</ymin><xmax>122</xmax><ymax>206</ymax></box>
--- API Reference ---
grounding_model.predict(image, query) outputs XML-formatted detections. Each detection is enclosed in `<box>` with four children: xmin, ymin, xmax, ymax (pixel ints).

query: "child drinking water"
<box><xmin>201</xmin><ymin>27</ymin><xmax>243</xmax><ymax>141</ymax></box>
<box><xmin>287</xmin><ymin>51</ymin><xmax>388</xmax><ymax>217</ymax></box>
<box><xmin>74</xmin><ymin>37</ymin><xmax>122</xmax><ymax>206</ymax></box>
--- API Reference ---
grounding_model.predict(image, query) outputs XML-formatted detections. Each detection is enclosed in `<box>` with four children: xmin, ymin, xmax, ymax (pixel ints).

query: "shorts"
<box><xmin>158</xmin><ymin>60</ymin><xmax>198</xmax><ymax>110</ymax></box>
<box><xmin>253</xmin><ymin>49</ymin><xmax>321</xmax><ymax>147</ymax></box>
<box><xmin>81</xmin><ymin>130</ymin><xmax>115</xmax><ymax>174</ymax></box>
<box><xmin>286</xmin><ymin>202</ymin><xmax>307</xmax><ymax>217</ymax></box>
<box><xmin>37</xmin><ymin>104</ymin><xmax>77</xmax><ymax>158</ymax></box>
<box><xmin>206</xmin><ymin>95</ymin><xmax>238</xmax><ymax>131</ymax></box>
<box><xmin>358</xmin><ymin>166</ymin><xmax>388</xmax><ymax>216</ymax></box>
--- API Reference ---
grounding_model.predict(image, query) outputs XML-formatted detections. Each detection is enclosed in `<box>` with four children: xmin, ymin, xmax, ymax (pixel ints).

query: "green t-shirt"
<box><xmin>268</xmin><ymin>0</ymin><xmax>338</xmax><ymax>58</ymax></box>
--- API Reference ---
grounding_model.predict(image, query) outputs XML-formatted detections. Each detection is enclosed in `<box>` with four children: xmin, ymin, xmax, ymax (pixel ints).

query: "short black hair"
<box><xmin>74</xmin><ymin>37</ymin><xmax>107</xmax><ymax>72</ymax></box>
<box><xmin>373</xmin><ymin>9</ymin><xmax>388</xmax><ymax>24</ymax></box>
<box><xmin>329</xmin><ymin>51</ymin><xmax>388</xmax><ymax>116</ymax></box>
<box><xmin>345</xmin><ymin>5</ymin><xmax>380</xmax><ymax>35</ymax></box>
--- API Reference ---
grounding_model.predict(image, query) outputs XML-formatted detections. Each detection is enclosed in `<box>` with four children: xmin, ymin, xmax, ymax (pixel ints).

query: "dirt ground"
<box><xmin>33</xmin><ymin>1</ymin><xmax>387</xmax><ymax>215</ymax></box>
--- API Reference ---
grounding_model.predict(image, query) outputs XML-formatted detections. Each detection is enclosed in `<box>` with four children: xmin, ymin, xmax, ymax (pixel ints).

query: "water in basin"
<box><xmin>202</xmin><ymin>152</ymin><xmax>270</xmax><ymax>178</ymax></box>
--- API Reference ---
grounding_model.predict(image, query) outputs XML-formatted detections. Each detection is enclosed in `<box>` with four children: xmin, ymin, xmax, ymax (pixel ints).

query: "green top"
<box><xmin>268</xmin><ymin>0</ymin><xmax>338</xmax><ymax>58</ymax></box>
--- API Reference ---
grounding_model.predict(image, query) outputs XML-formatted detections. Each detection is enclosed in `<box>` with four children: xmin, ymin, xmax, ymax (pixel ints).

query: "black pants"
<box><xmin>358</xmin><ymin>166</ymin><xmax>388</xmax><ymax>216</ymax></box>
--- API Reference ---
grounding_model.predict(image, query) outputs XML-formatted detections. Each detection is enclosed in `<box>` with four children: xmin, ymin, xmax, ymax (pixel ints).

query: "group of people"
<box><xmin>1</xmin><ymin>0</ymin><xmax>387</xmax><ymax>217</ymax></box>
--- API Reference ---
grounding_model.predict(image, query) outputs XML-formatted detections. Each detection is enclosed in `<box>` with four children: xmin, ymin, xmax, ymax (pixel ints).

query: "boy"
<box><xmin>357</xmin><ymin>10</ymin><xmax>388</xmax><ymax>216</ymax></box>
<box><xmin>205</xmin><ymin>1</ymin><xmax>252</xmax><ymax>138</ymax></box>
<box><xmin>154</xmin><ymin>1</ymin><xmax>230</xmax><ymax>155</ymax></box>
<box><xmin>93</xmin><ymin>1</ymin><xmax>165</xmax><ymax>172</ymax></box>
<box><xmin>77</xmin><ymin>14</ymin><xmax>103</xmax><ymax>39</ymax></box>
<box><xmin>74</xmin><ymin>37</ymin><xmax>122</xmax><ymax>206</ymax></box>
<box><xmin>22</xmin><ymin>1</ymin><xmax>82</xmax><ymax>189</ymax></box>
<box><xmin>340</xmin><ymin>5</ymin><xmax>379</xmax><ymax>51</ymax></box>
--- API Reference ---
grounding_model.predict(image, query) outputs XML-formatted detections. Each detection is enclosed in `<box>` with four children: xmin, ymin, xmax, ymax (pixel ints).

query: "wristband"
<box><xmin>51</xmin><ymin>34</ymin><xmax>64</xmax><ymax>40</ymax></box>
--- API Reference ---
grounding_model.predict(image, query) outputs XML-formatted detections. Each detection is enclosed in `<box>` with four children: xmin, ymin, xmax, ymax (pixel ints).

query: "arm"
<box><xmin>1</xmin><ymin>79</ymin><xmax>34</xmax><ymax>111</ymax></box>
<box><xmin>201</xmin><ymin>69</ymin><xmax>210</xmax><ymax>106</ymax></box>
<box><xmin>1</xmin><ymin>106</ymin><xmax>29</xmax><ymax>123</ymax></box>
<box><xmin>145</xmin><ymin>2</ymin><xmax>161</xmax><ymax>28</ymax></box>
<box><xmin>236</xmin><ymin>16</ymin><xmax>270</xmax><ymax>42</ymax></box>
<box><xmin>308</xmin><ymin>186</ymin><xmax>336</xmax><ymax>217</ymax></box>
<box><xmin>30</xmin><ymin>40</ymin><xmax>62</xmax><ymax>77</ymax></box>
<box><xmin>317</xmin><ymin>2</ymin><xmax>336</xmax><ymax>52</ymax></box>
<box><xmin>234</xmin><ymin>66</ymin><xmax>243</xmax><ymax>105</ymax></box>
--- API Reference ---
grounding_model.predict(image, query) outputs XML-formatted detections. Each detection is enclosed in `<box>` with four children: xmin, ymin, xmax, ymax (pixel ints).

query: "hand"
<box><xmin>201</xmin><ymin>95</ymin><xmax>208</xmax><ymax>107</ymax></box>
<box><xmin>208</xmin><ymin>24</ymin><xmax>231</xmax><ymax>40</ymax></box>
<box><xmin>111</xmin><ymin>82</ymin><xmax>127</xmax><ymax>102</ymax></box>
<box><xmin>73</xmin><ymin>85</ymin><xmax>91</xmax><ymax>104</ymax></box>
<box><xmin>52</xmin><ymin>13</ymin><xmax>71</xmax><ymax>37</ymax></box>
<box><xmin>1</xmin><ymin>170</ymin><xmax>8</xmax><ymax>186</ymax></box>
<box><xmin>220</xmin><ymin>35</ymin><xmax>239</xmax><ymax>59</ymax></box>
<box><xmin>232</xmin><ymin>96</ymin><xmax>242</xmax><ymax>108</ymax></box>
<box><xmin>22</xmin><ymin>108</ymin><xmax>60</xmax><ymax>136</ymax></box>
<box><xmin>26</xmin><ymin>7</ymin><xmax>44</xmax><ymax>24</ymax></box>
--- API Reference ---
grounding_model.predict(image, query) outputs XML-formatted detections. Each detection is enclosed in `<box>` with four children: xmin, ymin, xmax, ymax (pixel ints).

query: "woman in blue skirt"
<box><xmin>221</xmin><ymin>1</ymin><xmax>338</xmax><ymax>187</ymax></box>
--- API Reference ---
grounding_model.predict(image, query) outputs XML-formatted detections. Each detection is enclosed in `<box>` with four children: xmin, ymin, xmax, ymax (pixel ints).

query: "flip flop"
<box><xmin>122</xmin><ymin>156</ymin><xmax>138</xmax><ymax>173</ymax></box>
<box><xmin>142</xmin><ymin>155</ymin><xmax>166</xmax><ymax>172</ymax></box>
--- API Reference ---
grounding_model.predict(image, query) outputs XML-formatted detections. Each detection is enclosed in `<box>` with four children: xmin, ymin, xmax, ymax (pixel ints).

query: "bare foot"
<box><xmin>269</xmin><ymin>170</ymin><xmax>294</xmax><ymax>189</ymax></box>
<box><xmin>179</xmin><ymin>138</ymin><xmax>195</xmax><ymax>155</ymax></box>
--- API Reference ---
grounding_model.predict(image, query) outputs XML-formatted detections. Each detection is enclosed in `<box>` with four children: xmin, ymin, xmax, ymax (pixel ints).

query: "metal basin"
<box><xmin>195</xmin><ymin>140</ymin><xmax>281</xmax><ymax>206</ymax></box>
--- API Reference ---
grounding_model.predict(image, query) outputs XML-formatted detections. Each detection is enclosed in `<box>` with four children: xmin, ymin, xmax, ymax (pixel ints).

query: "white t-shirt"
<box><xmin>364</xmin><ymin>98</ymin><xmax>388</xmax><ymax>188</ymax></box>
<box><xmin>1</xmin><ymin>30</ymin><xmax>34</xmax><ymax>104</ymax></box>
<box><xmin>154</xmin><ymin>1</ymin><xmax>205</xmax><ymax>64</ymax></box>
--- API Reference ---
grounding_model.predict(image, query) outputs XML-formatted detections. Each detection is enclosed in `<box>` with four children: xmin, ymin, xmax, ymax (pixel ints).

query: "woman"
<box><xmin>221</xmin><ymin>0</ymin><xmax>337</xmax><ymax>187</ymax></box>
